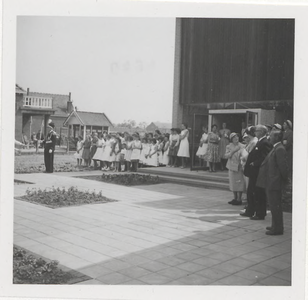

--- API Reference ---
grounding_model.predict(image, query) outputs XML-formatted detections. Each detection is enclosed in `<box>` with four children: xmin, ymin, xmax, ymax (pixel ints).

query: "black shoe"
<box><xmin>240</xmin><ymin>212</ymin><xmax>252</xmax><ymax>217</ymax></box>
<box><xmin>228</xmin><ymin>199</ymin><xmax>237</xmax><ymax>204</ymax></box>
<box><xmin>232</xmin><ymin>201</ymin><xmax>242</xmax><ymax>206</ymax></box>
<box><xmin>250</xmin><ymin>216</ymin><xmax>265</xmax><ymax>220</ymax></box>
<box><xmin>266</xmin><ymin>226</ymin><xmax>272</xmax><ymax>230</ymax></box>
<box><xmin>266</xmin><ymin>230</ymin><xmax>283</xmax><ymax>236</ymax></box>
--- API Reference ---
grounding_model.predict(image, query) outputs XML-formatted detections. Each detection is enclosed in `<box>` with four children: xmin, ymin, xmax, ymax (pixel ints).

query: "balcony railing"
<box><xmin>23</xmin><ymin>96</ymin><xmax>52</xmax><ymax>108</ymax></box>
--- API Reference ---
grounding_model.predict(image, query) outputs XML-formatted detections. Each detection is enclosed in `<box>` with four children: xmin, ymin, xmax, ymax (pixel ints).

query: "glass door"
<box><xmin>191</xmin><ymin>113</ymin><xmax>208</xmax><ymax>171</ymax></box>
<box><xmin>246</xmin><ymin>111</ymin><xmax>258</xmax><ymax>126</ymax></box>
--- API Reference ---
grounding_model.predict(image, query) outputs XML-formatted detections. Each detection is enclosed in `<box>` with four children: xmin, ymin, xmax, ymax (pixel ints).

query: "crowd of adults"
<box><xmin>223</xmin><ymin>121</ymin><xmax>292</xmax><ymax>236</ymax></box>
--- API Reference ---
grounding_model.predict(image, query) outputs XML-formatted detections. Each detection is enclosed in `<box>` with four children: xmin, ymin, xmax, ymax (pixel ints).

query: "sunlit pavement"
<box><xmin>14</xmin><ymin>171</ymin><xmax>291</xmax><ymax>285</ymax></box>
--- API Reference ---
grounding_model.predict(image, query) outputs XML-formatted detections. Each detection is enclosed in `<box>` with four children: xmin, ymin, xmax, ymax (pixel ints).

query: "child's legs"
<box><xmin>181</xmin><ymin>157</ymin><xmax>185</xmax><ymax>168</ymax></box>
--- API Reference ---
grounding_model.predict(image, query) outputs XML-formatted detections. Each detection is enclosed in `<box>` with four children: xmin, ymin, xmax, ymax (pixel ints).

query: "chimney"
<box><xmin>67</xmin><ymin>92</ymin><xmax>74</xmax><ymax>113</ymax></box>
<box><xmin>27</xmin><ymin>88</ymin><xmax>29</xmax><ymax>96</ymax></box>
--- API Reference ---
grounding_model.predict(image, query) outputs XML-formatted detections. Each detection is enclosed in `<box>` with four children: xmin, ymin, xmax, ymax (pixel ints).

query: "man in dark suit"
<box><xmin>43</xmin><ymin>122</ymin><xmax>57</xmax><ymax>173</ymax></box>
<box><xmin>241</xmin><ymin>125</ymin><xmax>272</xmax><ymax>219</ymax></box>
<box><xmin>256</xmin><ymin>130</ymin><xmax>288</xmax><ymax>235</ymax></box>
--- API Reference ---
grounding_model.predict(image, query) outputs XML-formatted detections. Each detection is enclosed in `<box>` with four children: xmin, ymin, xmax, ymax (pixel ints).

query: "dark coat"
<box><xmin>256</xmin><ymin>142</ymin><xmax>288</xmax><ymax>190</ymax></box>
<box><xmin>244</xmin><ymin>136</ymin><xmax>272</xmax><ymax>179</ymax></box>
<box><xmin>44</xmin><ymin>130</ymin><xmax>56</xmax><ymax>150</ymax></box>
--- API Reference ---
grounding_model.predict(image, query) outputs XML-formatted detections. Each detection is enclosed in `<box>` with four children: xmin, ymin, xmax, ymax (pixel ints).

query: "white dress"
<box><xmin>196</xmin><ymin>133</ymin><xmax>208</xmax><ymax>158</ymax></box>
<box><xmin>177</xmin><ymin>129</ymin><xmax>190</xmax><ymax>157</ymax></box>
<box><xmin>92</xmin><ymin>139</ymin><xmax>104</xmax><ymax>161</ymax></box>
<box><xmin>74</xmin><ymin>141</ymin><xmax>83</xmax><ymax>159</ymax></box>
<box><xmin>140</xmin><ymin>143</ymin><xmax>149</xmax><ymax>165</ymax></box>
<box><xmin>102</xmin><ymin>139</ymin><xmax>115</xmax><ymax>162</ymax></box>
<box><xmin>124</xmin><ymin>141</ymin><xmax>133</xmax><ymax>162</ymax></box>
<box><xmin>162</xmin><ymin>141</ymin><xmax>170</xmax><ymax>165</ymax></box>
<box><xmin>114</xmin><ymin>143</ymin><xmax>121</xmax><ymax>162</ymax></box>
<box><xmin>130</xmin><ymin>140</ymin><xmax>142</xmax><ymax>161</ymax></box>
<box><xmin>147</xmin><ymin>144</ymin><xmax>158</xmax><ymax>167</ymax></box>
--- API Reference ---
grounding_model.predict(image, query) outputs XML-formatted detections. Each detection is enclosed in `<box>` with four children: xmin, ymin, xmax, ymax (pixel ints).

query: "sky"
<box><xmin>16</xmin><ymin>17</ymin><xmax>176</xmax><ymax>125</ymax></box>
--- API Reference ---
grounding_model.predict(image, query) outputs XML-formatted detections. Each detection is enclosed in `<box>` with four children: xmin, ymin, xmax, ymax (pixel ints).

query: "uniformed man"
<box><xmin>43</xmin><ymin>122</ymin><xmax>57</xmax><ymax>173</ymax></box>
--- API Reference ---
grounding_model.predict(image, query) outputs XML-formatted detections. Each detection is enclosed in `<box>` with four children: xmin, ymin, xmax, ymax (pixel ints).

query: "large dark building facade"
<box><xmin>172</xmin><ymin>18</ymin><xmax>294</xmax><ymax>166</ymax></box>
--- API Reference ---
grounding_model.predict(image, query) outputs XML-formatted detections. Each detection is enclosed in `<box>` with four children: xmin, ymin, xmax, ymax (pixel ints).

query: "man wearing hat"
<box><xmin>242</xmin><ymin>125</ymin><xmax>272</xmax><ymax>220</ymax></box>
<box><xmin>43</xmin><ymin>122</ymin><xmax>57</xmax><ymax>173</ymax></box>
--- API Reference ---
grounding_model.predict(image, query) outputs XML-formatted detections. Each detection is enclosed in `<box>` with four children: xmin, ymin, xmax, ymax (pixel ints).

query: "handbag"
<box><xmin>228</xmin><ymin>160</ymin><xmax>240</xmax><ymax>172</ymax></box>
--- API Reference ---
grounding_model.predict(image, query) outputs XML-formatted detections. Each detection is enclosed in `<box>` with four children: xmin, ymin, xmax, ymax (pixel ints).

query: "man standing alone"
<box><xmin>43</xmin><ymin>122</ymin><xmax>57</xmax><ymax>173</ymax></box>
<box><xmin>256</xmin><ymin>130</ymin><xmax>288</xmax><ymax>235</ymax></box>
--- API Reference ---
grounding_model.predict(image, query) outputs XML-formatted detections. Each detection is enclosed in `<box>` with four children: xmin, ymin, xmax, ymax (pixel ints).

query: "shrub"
<box><xmin>13</xmin><ymin>246</ymin><xmax>72</xmax><ymax>284</ymax></box>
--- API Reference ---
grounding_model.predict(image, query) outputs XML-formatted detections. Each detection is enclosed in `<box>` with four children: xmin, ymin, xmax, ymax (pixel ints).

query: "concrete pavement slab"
<box><xmin>14</xmin><ymin>173</ymin><xmax>292</xmax><ymax>285</ymax></box>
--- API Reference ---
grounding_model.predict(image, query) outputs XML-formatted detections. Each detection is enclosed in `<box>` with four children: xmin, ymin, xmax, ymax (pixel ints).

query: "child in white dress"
<box><xmin>73</xmin><ymin>136</ymin><xmax>84</xmax><ymax>166</ymax></box>
<box><xmin>130</xmin><ymin>134</ymin><xmax>142</xmax><ymax>172</ymax></box>
<box><xmin>92</xmin><ymin>134</ymin><xmax>105</xmax><ymax>169</ymax></box>
<box><xmin>113</xmin><ymin>137</ymin><xmax>122</xmax><ymax>172</ymax></box>
<box><xmin>196</xmin><ymin>126</ymin><xmax>209</xmax><ymax>167</ymax></box>
<box><xmin>102</xmin><ymin>135</ymin><xmax>115</xmax><ymax>171</ymax></box>
<box><xmin>139</xmin><ymin>137</ymin><xmax>147</xmax><ymax>167</ymax></box>
<box><xmin>157</xmin><ymin>137</ymin><xmax>164</xmax><ymax>166</ymax></box>
<box><xmin>177</xmin><ymin>123</ymin><xmax>190</xmax><ymax>168</ymax></box>
<box><xmin>147</xmin><ymin>138</ymin><xmax>158</xmax><ymax>167</ymax></box>
<box><xmin>124</xmin><ymin>136</ymin><xmax>133</xmax><ymax>172</ymax></box>
<box><xmin>162</xmin><ymin>135</ymin><xmax>170</xmax><ymax>166</ymax></box>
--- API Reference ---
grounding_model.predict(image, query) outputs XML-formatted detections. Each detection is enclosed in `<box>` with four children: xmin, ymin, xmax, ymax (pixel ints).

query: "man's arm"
<box><xmin>275</xmin><ymin>146</ymin><xmax>289</xmax><ymax>182</ymax></box>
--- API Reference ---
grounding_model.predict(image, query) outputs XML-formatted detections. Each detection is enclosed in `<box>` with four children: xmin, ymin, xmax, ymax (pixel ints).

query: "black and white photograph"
<box><xmin>1</xmin><ymin>1</ymin><xmax>307</xmax><ymax>300</ymax></box>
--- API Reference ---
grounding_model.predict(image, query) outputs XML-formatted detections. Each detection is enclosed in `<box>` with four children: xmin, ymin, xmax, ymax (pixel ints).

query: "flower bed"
<box><xmin>17</xmin><ymin>186</ymin><xmax>117</xmax><ymax>208</ymax></box>
<box><xmin>13</xmin><ymin>246</ymin><xmax>73</xmax><ymax>284</ymax></box>
<box><xmin>15</xmin><ymin>162</ymin><xmax>85</xmax><ymax>174</ymax></box>
<box><xmin>78</xmin><ymin>173</ymin><xmax>161</xmax><ymax>186</ymax></box>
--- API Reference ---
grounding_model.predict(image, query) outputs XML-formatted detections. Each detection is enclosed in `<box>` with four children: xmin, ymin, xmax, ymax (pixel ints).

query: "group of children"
<box><xmin>73</xmin><ymin>129</ymin><xmax>185</xmax><ymax>172</ymax></box>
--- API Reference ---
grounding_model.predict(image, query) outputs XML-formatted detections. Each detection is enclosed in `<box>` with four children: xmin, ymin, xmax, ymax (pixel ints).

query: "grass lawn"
<box><xmin>14</xmin><ymin>154</ymin><xmax>83</xmax><ymax>173</ymax></box>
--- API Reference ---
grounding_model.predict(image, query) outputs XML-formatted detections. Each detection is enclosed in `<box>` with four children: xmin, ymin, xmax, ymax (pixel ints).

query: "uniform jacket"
<box><xmin>244</xmin><ymin>136</ymin><xmax>272</xmax><ymax>179</ymax></box>
<box><xmin>256</xmin><ymin>142</ymin><xmax>288</xmax><ymax>190</ymax></box>
<box><xmin>44</xmin><ymin>130</ymin><xmax>57</xmax><ymax>150</ymax></box>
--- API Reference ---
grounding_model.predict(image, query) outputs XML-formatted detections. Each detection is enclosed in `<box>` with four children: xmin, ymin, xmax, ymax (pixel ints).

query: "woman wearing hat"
<box><xmin>204</xmin><ymin>124</ymin><xmax>220</xmax><ymax>172</ymax></box>
<box><xmin>218</xmin><ymin>122</ymin><xmax>231</xmax><ymax>171</ymax></box>
<box><xmin>282</xmin><ymin>120</ymin><xmax>293</xmax><ymax>178</ymax></box>
<box><xmin>224</xmin><ymin>133</ymin><xmax>247</xmax><ymax>205</ymax></box>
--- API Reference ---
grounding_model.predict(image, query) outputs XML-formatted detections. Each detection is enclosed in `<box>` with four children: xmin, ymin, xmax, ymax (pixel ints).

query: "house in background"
<box><xmin>63</xmin><ymin>110</ymin><xmax>113</xmax><ymax>141</ymax></box>
<box><xmin>15</xmin><ymin>84</ymin><xmax>73</xmax><ymax>142</ymax></box>
<box><xmin>146</xmin><ymin>122</ymin><xmax>171</xmax><ymax>134</ymax></box>
<box><xmin>109</xmin><ymin>126</ymin><xmax>146</xmax><ymax>135</ymax></box>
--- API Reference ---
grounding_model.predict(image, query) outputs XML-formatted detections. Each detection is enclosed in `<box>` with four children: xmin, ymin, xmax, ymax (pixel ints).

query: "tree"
<box><xmin>138</xmin><ymin>122</ymin><xmax>148</xmax><ymax>129</ymax></box>
<box><xmin>116</xmin><ymin>119</ymin><xmax>136</xmax><ymax>129</ymax></box>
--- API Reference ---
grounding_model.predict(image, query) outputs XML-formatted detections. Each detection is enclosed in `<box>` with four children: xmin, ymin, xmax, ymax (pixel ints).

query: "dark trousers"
<box><xmin>44</xmin><ymin>148</ymin><xmax>54</xmax><ymax>173</ymax></box>
<box><xmin>245</xmin><ymin>175</ymin><xmax>267</xmax><ymax>218</ymax></box>
<box><xmin>266</xmin><ymin>189</ymin><xmax>283</xmax><ymax>233</ymax></box>
<box><xmin>245</xmin><ymin>176</ymin><xmax>257</xmax><ymax>217</ymax></box>
<box><xmin>255</xmin><ymin>187</ymin><xmax>267</xmax><ymax>218</ymax></box>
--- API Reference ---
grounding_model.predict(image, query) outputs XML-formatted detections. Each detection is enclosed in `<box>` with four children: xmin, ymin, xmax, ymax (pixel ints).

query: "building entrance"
<box><xmin>208</xmin><ymin>108</ymin><xmax>273</xmax><ymax>135</ymax></box>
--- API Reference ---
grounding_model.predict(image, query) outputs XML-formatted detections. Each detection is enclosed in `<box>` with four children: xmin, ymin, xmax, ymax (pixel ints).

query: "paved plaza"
<box><xmin>14</xmin><ymin>171</ymin><xmax>292</xmax><ymax>285</ymax></box>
